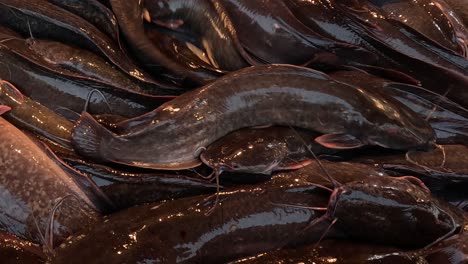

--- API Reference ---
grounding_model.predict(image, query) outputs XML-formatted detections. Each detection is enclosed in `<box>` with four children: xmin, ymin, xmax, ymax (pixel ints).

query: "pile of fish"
<box><xmin>0</xmin><ymin>0</ymin><xmax>466</xmax><ymax>263</ymax></box>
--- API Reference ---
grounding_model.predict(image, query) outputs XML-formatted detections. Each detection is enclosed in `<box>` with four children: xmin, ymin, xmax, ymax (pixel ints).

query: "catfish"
<box><xmin>71</xmin><ymin>65</ymin><xmax>435</xmax><ymax>169</ymax></box>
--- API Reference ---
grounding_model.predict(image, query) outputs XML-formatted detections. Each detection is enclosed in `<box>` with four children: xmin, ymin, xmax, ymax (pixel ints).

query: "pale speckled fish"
<box><xmin>0</xmin><ymin>116</ymin><xmax>103</xmax><ymax>247</ymax></box>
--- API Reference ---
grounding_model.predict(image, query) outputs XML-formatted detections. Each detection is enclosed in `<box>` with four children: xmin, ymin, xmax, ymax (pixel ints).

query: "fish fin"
<box><xmin>112</xmin><ymin>159</ymin><xmax>202</xmax><ymax>170</ymax></box>
<box><xmin>278</xmin><ymin>159</ymin><xmax>314</xmax><ymax>170</ymax></box>
<box><xmin>0</xmin><ymin>105</ymin><xmax>11</xmax><ymax>115</ymax></box>
<box><xmin>315</xmin><ymin>133</ymin><xmax>364</xmax><ymax>149</ymax></box>
<box><xmin>0</xmin><ymin>80</ymin><xmax>25</xmax><ymax>100</ymax></box>
<box><xmin>72</xmin><ymin>112</ymin><xmax>116</xmax><ymax>162</ymax></box>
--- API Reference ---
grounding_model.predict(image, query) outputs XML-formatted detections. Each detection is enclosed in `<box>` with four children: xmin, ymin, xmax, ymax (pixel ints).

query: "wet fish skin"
<box><xmin>331</xmin><ymin>176</ymin><xmax>465</xmax><ymax>248</ymax></box>
<box><xmin>0</xmin><ymin>0</ymin><xmax>159</xmax><ymax>86</ymax></box>
<box><xmin>329</xmin><ymin>69</ymin><xmax>468</xmax><ymax>145</ymax></box>
<box><xmin>46</xmin><ymin>0</ymin><xmax>121</xmax><ymax>45</ymax></box>
<box><xmin>0</xmin><ymin>117</ymin><xmax>101</xmax><ymax>247</ymax></box>
<box><xmin>0</xmin><ymin>232</ymin><xmax>46</xmax><ymax>264</ymax></box>
<box><xmin>371</xmin><ymin>0</ymin><xmax>467</xmax><ymax>56</ymax></box>
<box><xmin>0</xmin><ymin>41</ymin><xmax>165</xmax><ymax>118</ymax></box>
<box><xmin>52</xmin><ymin>184</ymin><xmax>335</xmax><ymax>263</ymax></box>
<box><xmin>212</xmin><ymin>0</ymin><xmax>377</xmax><ymax>66</ymax></box>
<box><xmin>26</xmin><ymin>38</ymin><xmax>169</xmax><ymax>95</ymax></box>
<box><xmin>231</xmin><ymin>239</ymin><xmax>424</xmax><ymax>264</ymax></box>
<box><xmin>200</xmin><ymin>127</ymin><xmax>331</xmax><ymax>175</ymax></box>
<box><xmin>110</xmin><ymin>0</ymin><xmax>222</xmax><ymax>85</ymax></box>
<box><xmin>61</xmin><ymin>154</ymin><xmax>218</xmax><ymax>210</ymax></box>
<box><xmin>442</xmin><ymin>0</ymin><xmax>468</xmax><ymax>27</ymax></box>
<box><xmin>72</xmin><ymin>64</ymin><xmax>435</xmax><ymax>170</ymax></box>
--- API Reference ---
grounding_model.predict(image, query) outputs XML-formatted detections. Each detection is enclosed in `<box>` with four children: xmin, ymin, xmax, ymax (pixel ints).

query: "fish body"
<box><xmin>0</xmin><ymin>117</ymin><xmax>101</xmax><ymax>246</ymax></box>
<box><xmin>72</xmin><ymin>65</ymin><xmax>435</xmax><ymax>169</ymax></box>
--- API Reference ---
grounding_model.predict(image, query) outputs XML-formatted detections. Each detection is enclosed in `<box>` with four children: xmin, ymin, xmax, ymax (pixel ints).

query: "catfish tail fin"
<box><xmin>72</xmin><ymin>112</ymin><xmax>116</xmax><ymax>162</ymax></box>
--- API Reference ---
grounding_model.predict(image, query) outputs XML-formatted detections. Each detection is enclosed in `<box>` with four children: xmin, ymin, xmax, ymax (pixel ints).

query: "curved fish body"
<box><xmin>62</xmin><ymin>155</ymin><xmax>218</xmax><ymax>210</ymax></box>
<box><xmin>0</xmin><ymin>232</ymin><xmax>46</xmax><ymax>264</ymax></box>
<box><xmin>145</xmin><ymin>0</ymin><xmax>251</xmax><ymax>71</ymax></box>
<box><xmin>286</xmin><ymin>0</ymin><xmax>468</xmax><ymax>109</ymax></box>
<box><xmin>354</xmin><ymin>144</ymin><xmax>468</xmax><ymax>186</ymax></box>
<box><xmin>26</xmin><ymin>38</ymin><xmax>175</xmax><ymax>95</ymax></box>
<box><xmin>0</xmin><ymin>117</ymin><xmax>102</xmax><ymax>247</ymax></box>
<box><xmin>0</xmin><ymin>0</ymin><xmax>158</xmax><ymax>86</ymax></box>
<box><xmin>200</xmin><ymin>127</ymin><xmax>332</xmax><ymax>175</ymax></box>
<box><xmin>232</xmin><ymin>240</ymin><xmax>423</xmax><ymax>264</ymax></box>
<box><xmin>0</xmin><ymin>40</ymin><xmax>165</xmax><ymax>117</ymax></box>
<box><xmin>339</xmin><ymin>1</ymin><xmax>468</xmax><ymax>73</ymax></box>
<box><xmin>423</xmin><ymin>231</ymin><xmax>468</xmax><ymax>264</ymax></box>
<box><xmin>329</xmin><ymin>70</ymin><xmax>468</xmax><ymax>144</ymax></box>
<box><xmin>46</xmin><ymin>0</ymin><xmax>121</xmax><ymax>45</ymax></box>
<box><xmin>212</xmin><ymin>0</ymin><xmax>376</xmax><ymax>66</ymax></box>
<box><xmin>52</xmin><ymin>184</ymin><xmax>336</xmax><ymax>263</ymax></box>
<box><xmin>372</xmin><ymin>0</ymin><xmax>467</xmax><ymax>56</ymax></box>
<box><xmin>72</xmin><ymin>65</ymin><xmax>435</xmax><ymax>169</ymax></box>
<box><xmin>110</xmin><ymin>0</ymin><xmax>223</xmax><ymax>85</ymax></box>
<box><xmin>0</xmin><ymin>80</ymin><xmax>73</xmax><ymax>149</ymax></box>
<box><xmin>443</xmin><ymin>0</ymin><xmax>468</xmax><ymax>27</ymax></box>
<box><xmin>329</xmin><ymin>176</ymin><xmax>465</xmax><ymax>248</ymax></box>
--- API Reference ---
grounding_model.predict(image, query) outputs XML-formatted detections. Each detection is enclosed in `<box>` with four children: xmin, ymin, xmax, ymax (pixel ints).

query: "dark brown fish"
<box><xmin>0</xmin><ymin>0</ymin><xmax>159</xmax><ymax>86</ymax></box>
<box><xmin>200</xmin><ymin>127</ymin><xmax>333</xmax><ymax>175</ymax></box>
<box><xmin>0</xmin><ymin>80</ymin><xmax>73</xmax><ymax>149</ymax></box>
<box><xmin>144</xmin><ymin>0</ymin><xmax>252</xmax><ymax>71</ymax></box>
<box><xmin>110</xmin><ymin>0</ymin><xmax>226</xmax><ymax>85</ymax></box>
<box><xmin>52</xmin><ymin>184</ymin><xmax>336</xmax><ymax>263</ymax></box>
<box><xmin>329</xmin><ymin>69</ymin><xmax>468</xmax><ymax>144</ymax></box>
<box><xmin>443</xmin><ymin>0</ymin><xmax>468</xmax><ymax>27</ymax></box>
<box><xmin>72</xmin><ymin>65</ymin><xmax>435</xmax><ymax>170</ymax></box>
<box><xmin>26</xmin><ymin>38</ymin><xmax>171</xmax><ymax>95</ymax></box>
<box><xmin>61</xmin><ymin>154</ymin><xmax>218</xmax><ymax>210</ymax></box>
<box><xmin>372</xmin><ymin>0</ymin><xmax>467</xmax><ymax>56</ymax></box>
<box><xmin>0</xmin><ymin>117</ymin><xmax>104</xmax><ymax>247</ymax></box>
<box><xmin>0</xmin><ymin>232</ymin><xmax>46</xmax><ymax>264</ymax></box>
<box><xmin>423</xmin><ymin>231</ymin><xmax>468</xmax><ymax>264</ymax></box>
<box><xmin>0</xmin><ymin>37</ymin><xmax>166</xmax><ymax>117</ymax></box>
<box><xmin>46</xmin><ymin>0</ymin><xmax>121</xmax><ymax>45</ymax></box>
<box><xmin>213</xmin><ymin>0</ymin><xmax>377</xmax><ymax>66</ymax></box>
<box><xmin>315</xmin><ymin>175</ymin><xmax>464</xmax><ymax>248</ymax></box>
<box><xmin>231</xmin><ymin>239</ymin><xmax>423</xmax><ymax>264</ymax></box>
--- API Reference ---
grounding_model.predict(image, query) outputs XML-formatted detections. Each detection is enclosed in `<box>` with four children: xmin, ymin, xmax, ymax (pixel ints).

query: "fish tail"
<box><xmin>72</xmin><ymin>112</ymin><xmax>115</xmax><ymax>162</ymax></box>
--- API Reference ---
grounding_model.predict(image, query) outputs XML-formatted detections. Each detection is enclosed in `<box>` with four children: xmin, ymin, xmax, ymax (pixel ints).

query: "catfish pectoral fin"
<box><xmin>72</xmin><ymin>111</ymin><xmax>115</xmax><ymax>162</ymax></box>
<box><xmin>315</xmin><ymin>133</ymin><xmax>365</xmax><ymax>149</ymax></box>
<box><xmin>0</xmin><ymin>104</ymin><xmax>11</xmax><ymax>115</ymax></box>
<box><xmin>113</xmin><ymin>159</ymin><xmax>202</xmax><ymax>170</ymax></box>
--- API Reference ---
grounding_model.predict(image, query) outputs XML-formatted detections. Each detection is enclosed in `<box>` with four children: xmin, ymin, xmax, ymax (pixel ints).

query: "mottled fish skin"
<box><xmin>0</xmin><ymin>39</ymin><xmax>166</xmax><ymax>118</ymax></box>
<box><xmin>200</xmin><ymin>127</ymin><xmax>331</xmax><ymax>175</ymax></box>
<box><xmin>72</xmin><ymin>64</ymin><xmax>435</xmax><ymax>170</ymax></box>
<box><xmin>52</xmin><ymin>184</ymin><xmax>336</xmax><ymax>263</ymax></box>
<box><xmin>46</xmin><ymin>0</ymin><xmax>121</xmax><ymax>45</ymax></box>
<box><xmin>0</xmin><ymin>117</ymin><xmax>100</xmax><ymax>247</ymax></box>
<box><xmin>0</xmin><ymin>0</ymin><xmax>159</xmax><ymax>86</ymax></box>
<box><xmin>0</xmin><ymin>232</ymin><xmax>46</xmax><ymax>264</ymax></box>
<box><xmin>0</xmin><ymin>80</ymin><xmax>74</xmax><ymax>149</ymax></box>
<box><xmin>371</xmin><ymin>0</ymin><xmax>466</xmax><ymax>56</ymax></box>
